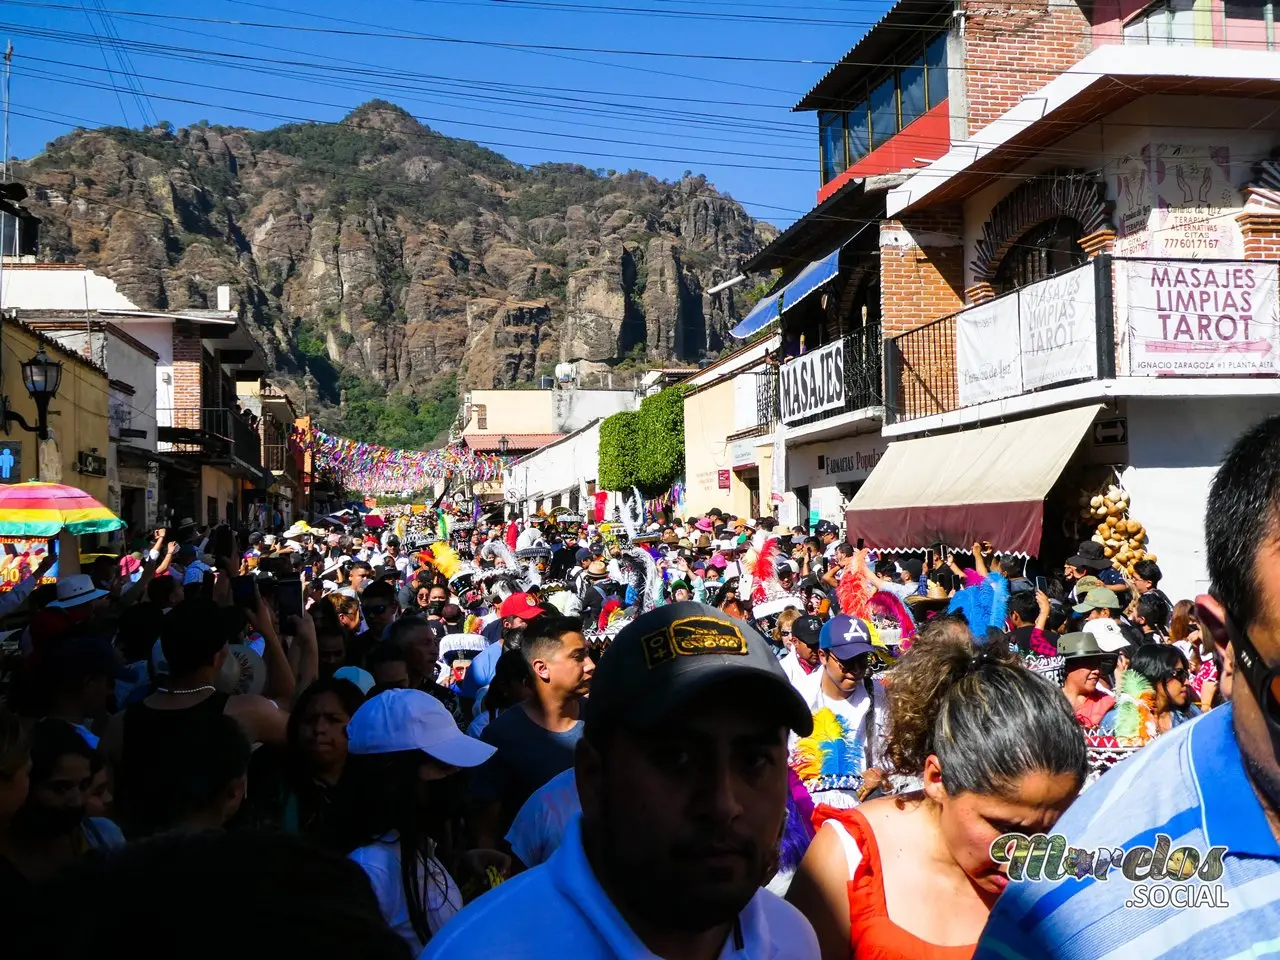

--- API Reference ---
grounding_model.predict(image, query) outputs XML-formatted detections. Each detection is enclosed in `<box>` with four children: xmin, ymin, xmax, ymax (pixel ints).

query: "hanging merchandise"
<box><xmin>1076</xmin><ymin>478</ymin><xmax>1155</xmax><ymax>578</ymax></box>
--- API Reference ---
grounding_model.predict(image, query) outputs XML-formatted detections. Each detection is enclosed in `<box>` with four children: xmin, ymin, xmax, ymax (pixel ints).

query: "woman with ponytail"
<box><xmin>787</xmin><ymin>619</ymin><xmax>1087</xmax><ymax>960</ymax></box>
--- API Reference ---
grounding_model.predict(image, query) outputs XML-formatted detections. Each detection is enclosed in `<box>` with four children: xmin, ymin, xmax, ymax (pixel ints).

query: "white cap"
<box><xmin>346</xmin><ymin>689</ymin><xmax>496</xmax><ymax>767</ymax></box>
<box><xmin>1083</xmin><ymin>618</ymin><xmax>1129</xmax><ymax>653</ymax></box>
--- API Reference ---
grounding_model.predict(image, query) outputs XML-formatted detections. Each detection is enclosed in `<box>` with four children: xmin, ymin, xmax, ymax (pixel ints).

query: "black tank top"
<box><xmin>119</xmin><ymin>692</ymin><xmax>232</xmax><ymax>837</ymax></box>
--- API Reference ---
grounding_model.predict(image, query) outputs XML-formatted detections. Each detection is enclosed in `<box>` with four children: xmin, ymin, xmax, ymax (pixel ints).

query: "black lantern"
<box><xmin>4</xmin><ymin>346</ymin><xmax>63</xmax><ymax>440</ymax></box>
<box><xmin>498</xmin><ymin>435</ymin><xmax>509</xmax><ymax>456</ymax></box>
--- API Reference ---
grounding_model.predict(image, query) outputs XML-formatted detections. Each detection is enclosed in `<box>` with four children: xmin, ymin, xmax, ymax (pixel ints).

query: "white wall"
<box><xmin>123</xmin><ymin>321</ymin><xmax>175</xmax><ymax>423</ymax></box>
<box><xmin>962</xmin><ymin>95</ymin><xmax>1280</xmax><ymax>290</ymax></box>
<box><xmin>1123</xmin><ymin>396</ymin><xmax>1280</xmax><ymax>603</ymax></box>
<box><xmin>0</xmin><ymin>265</ymin><xmax>139</xmax><ymax>311</ymax></box>
<box><xmin>503</xmin><ymin>420</ymin><xmax>601</xmax><ymax>505</ymax></box>
<box><xmin>106</xmin><ymin>332</ymin><xmax>158</xmax><ymax>449</ymax></box>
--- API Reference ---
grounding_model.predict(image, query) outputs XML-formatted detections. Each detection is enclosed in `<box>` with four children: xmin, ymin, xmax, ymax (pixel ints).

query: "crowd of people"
<box><xmin>0</xmin><ymin>415</ymin><xmax>1277</xmax><ymax>959</ymax></box>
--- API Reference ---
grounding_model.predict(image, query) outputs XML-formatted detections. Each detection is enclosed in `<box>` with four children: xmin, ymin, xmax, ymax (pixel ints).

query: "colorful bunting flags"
<box><xmin>300</xmin><ymin>428</ymin><xmax>505</xmax><ymax>496</ymax></box>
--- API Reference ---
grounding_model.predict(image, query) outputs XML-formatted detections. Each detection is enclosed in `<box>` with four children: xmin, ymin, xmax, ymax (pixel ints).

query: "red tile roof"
<box><xmin>463</xmin><ymin>433</ymin><xmax>566</xmax><ymax>452</ymax></box>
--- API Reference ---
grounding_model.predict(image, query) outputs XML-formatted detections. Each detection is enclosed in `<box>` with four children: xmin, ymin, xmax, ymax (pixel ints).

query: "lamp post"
<box><xmin>498</xmin><ymin>435</ymin><xmax>509</xmax><ymax>456</ymax></box>
<box><xmin>3</xmin><ymin>346</ymin><xmax>63</xmax><ymax>441</ymax></box>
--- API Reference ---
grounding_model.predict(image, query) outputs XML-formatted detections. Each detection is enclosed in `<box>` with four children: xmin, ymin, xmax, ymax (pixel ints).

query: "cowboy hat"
<box><xmin>48</xmin><ymin>574</ymin><xmax>110</xmax><ymax>609</ymax></box>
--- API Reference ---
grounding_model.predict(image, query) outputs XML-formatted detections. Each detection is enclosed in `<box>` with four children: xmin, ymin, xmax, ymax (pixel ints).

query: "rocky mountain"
<box><xmin>16</xmin><ymin>101</ymin><xmax>776</xmax><ymax>445</ymax></box>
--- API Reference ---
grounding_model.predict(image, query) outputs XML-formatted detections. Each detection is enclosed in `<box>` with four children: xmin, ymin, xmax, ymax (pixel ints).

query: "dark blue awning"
<box><xmin>729</xmin><ymin>246</ymin><xmax>843</xmax><ymax>339</ymax></box>
<box><xmin>728</xmin><ymin>293</ymin><xmax>781</xmax><ymax>339</ymax></box>
<box><xmin>781</xmin><ymin>247</ymin><xmax>842</xmax><ymax>313</ymax></box>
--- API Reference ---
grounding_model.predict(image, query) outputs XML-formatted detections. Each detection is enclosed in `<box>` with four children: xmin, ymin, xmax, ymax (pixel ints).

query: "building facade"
<box><xmin>742</xmin><ymin>0</ymin><xmax>1280</xmax><ymax>599</ymax></box>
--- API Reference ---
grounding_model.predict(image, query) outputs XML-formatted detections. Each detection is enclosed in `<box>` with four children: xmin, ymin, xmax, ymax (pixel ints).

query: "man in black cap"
<box><xmin>424</xmin><ymin>603</ymin><xmax>820</xmax><ymax>959</ymax></box>
<box><xmin>1064</xmin><ymin>540</ymin><xmax>1125</xmax><ymax>601</ymax></box>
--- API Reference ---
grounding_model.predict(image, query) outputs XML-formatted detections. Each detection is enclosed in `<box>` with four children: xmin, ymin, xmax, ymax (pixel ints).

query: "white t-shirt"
<box><xmin>349</xmin><ymin>836</ymin><xmax>463</xmax><ymax>954</ymax></box>
<box><xmin>787</xmin><ymin>669</ymin><xmax>888</xmax><ymax>809</ymax></box>
<box><xmin>777</xmin><ymin>649</ymin><xmax>811</xmax><ymax>690</ymax></box>
<box><xmin>421</xmin><ymin>816</ymin><xmax>818</xmax><ymax>960</ymax></box>
<box><xmin>505</xmin><ymin>768</ymin><xmax>580</xmax><ymax>869</ymax></box>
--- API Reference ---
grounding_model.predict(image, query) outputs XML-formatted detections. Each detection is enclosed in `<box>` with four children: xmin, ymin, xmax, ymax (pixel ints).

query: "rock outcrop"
<box><xmin>18</xmin><ymin>101</ymin><xmax>775</xmax><ymax>431</ymax></box>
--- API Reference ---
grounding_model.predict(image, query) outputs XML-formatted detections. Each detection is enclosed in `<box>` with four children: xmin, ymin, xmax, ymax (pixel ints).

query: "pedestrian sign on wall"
<box><xmin>0</xmin><ymin>444</ymin><xmax>22</xmax><ymax>483</ymax></box>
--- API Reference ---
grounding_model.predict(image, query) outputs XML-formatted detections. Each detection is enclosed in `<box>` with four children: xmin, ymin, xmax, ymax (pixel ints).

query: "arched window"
<box><xmin>993</xmin><ymin>217</ymin><xmax>1086</xmax><ymax>295</ymax></box>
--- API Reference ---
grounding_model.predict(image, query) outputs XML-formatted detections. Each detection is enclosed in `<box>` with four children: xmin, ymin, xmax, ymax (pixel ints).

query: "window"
<box><xmin>820</xmin><ymin>111</ymin><xmax>847</xmax><ymax>183</ymax></box>
<box><xmin>993</xmin><ymin>217</ymin><xmax>1086</xmax><ymax>295</ymax></box>
<box><xmin>899</xmin><ymin>62</ymin><xmax>927</xmax><ymax>131</ymax></box>
<box><xmin>926</xmin><ymin>33</ymin><xmax>948</xmax><ymax>108</ymax></box>
<box><xmin>1123</xmin><ymin>0</ymin><xmax>1198</xmax><ymax>45</ymax></box>
<box><xmin>475</xmin><ymin>404</ymin><xmax>487</xmax><ymax>430</ymax></box>
<box><xmin>816</xmin><ymin>29</ymin><xmax>950</xmax><ymax>184</ymax></box>
<box><xmin>847</xmin><ymin>107</ymin><xmax>870</xmax><ymax>163</ymax></box>
<box><xmin>869</xmin><ymin>77</ymin><xmax>897</xmax><ymax>150</ymax></box>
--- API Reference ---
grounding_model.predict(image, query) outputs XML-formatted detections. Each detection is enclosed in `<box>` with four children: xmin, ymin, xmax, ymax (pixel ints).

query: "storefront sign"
<box><xmin>717</xmin><ymin>469</ymin><xmax>730</xmax><ymax>489</ymax></box>
<box><xmin>957</xmin><ymin>297</ymin><xmax>1022</xmax><ymax>406</ymax></box>
<box><xmin>779</xmin><ymin>340</ymin><xmax>845</xmax><ymax>423</ymax></box>
<box><xmin>1018</xmin><ymin>266</ymin><xmax>1098</xmax><ymax>390</ymax></box>
<box><xmin>730</xmin><ymin>439</ymin><xmax>756</xmax><ymax>470</ymax></box>
<box><xmin>1125</xmin><ymin>260</ymin><xmax>1280</xmax><ymax>375</ymax></box>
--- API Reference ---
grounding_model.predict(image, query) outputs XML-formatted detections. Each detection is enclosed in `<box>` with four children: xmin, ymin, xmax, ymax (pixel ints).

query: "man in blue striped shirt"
<box><xmin>977</xmin><ymin>416</ymin><xmax>1280</xmax><ymax>960</ymax></box>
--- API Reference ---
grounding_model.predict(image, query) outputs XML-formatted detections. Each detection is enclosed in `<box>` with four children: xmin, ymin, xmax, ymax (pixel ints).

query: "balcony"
<box><xmin>758</xmin><ymin>322</ymin><xmax>883</xmax><ymax>432</ymax></box>
<box><xmin>157</xmin><ymin>407</ymin><xmax>263</xmax><ymax>471</ymax></box>
<box><xmin>884</xmin><ymin>256</ymin><xmax>1280</xmax><ymax>425</ymax></box>
<box><xmin>263</xmin><ymin>442</ymin><xmax>300</xmax><ymax>485</ymax></box>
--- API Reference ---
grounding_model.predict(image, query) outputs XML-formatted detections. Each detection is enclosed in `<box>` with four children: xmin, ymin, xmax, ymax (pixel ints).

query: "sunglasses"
<box><xmin>1171</xmin><ymin>668</ymin><xmax>1190</xmax><ymax>683</ymax></box>
<box><xmin>1226</xmin><ymin>611</ymin><xmax>1280</xmax><ymax>727</ymax></box>
<box><xmin>780</xmin><ymin>630</ymin><xmax>793</xmax><ymax>638</ymax></box>
<box><xmin>362</xmin><ymin>604</ymin><xmax>390</xmax><ymax>616</ymax></box>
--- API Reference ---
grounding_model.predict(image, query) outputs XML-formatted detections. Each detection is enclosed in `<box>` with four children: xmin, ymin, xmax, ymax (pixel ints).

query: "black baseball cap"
<box><xmin>584</xmin><ymin>601</ymin><xmax>813</xmax><ymax>740</ymax></box>
<box><xmin>814</xmin><ymin>520</ymin><xmax>839</xmax><ymax>537</ymax></box>
<box><xmin>791</xmin><ymin>615</ymin><xmax>823</xmax><ymax>646</ymax></box>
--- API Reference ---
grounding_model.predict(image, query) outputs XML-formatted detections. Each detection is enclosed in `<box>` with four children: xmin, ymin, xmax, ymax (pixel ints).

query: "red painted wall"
<box><xmin>817</xmin><ymin>100</ymin><xmax>951</xmax><ymax>204</ymax></box>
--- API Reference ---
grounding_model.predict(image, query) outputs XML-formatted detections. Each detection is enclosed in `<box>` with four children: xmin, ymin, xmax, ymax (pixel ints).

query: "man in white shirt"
<box><xmin>424</xmin><ymin>602</ymin><xmax>820</xmax><ymax>959</ymax></box>
<box><xmin>788</xmin><ymin>615</ymin><xmax>889</xmax><ymax>810</ymax></box>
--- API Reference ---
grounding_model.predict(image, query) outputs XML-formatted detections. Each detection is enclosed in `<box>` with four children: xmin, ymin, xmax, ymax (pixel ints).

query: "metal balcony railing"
<box><xmin>761</xmin><ymin>322</ymin><xmax>883</xmax><ymax>430</ymax></box>
<box><xmin>157</xmin><ymin>407</ymin><xmax>263</xmax><ymax>469</ymax></box>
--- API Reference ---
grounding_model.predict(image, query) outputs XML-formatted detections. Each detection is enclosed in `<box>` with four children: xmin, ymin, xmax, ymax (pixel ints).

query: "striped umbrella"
<box><xmin>0</xmin><ymin>482</ymin><xmax>125</xmax><ymax>537</ymax></box>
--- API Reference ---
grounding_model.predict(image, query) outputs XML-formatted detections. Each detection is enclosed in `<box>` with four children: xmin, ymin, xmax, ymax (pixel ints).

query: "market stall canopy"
<box><xmin>845</xmin><ymin>404</ymin><xmax>1103</xmax><ymax>556</ymax></box>
<box><xmin>0</xmin><ymin>482</ymin><xmax>125</xmax><ymax>538</ymax></box>
<box><xmin>728</xmin><ymin>247</ymin><xmax>841</xmax><ymax>340</ymax></box>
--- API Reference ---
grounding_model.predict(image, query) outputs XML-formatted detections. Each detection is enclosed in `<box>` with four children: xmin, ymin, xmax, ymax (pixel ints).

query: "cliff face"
<box><xmin>17</xmin><ymin>101</ymin><xmax>775</xmax><ymax>436</ymax></box>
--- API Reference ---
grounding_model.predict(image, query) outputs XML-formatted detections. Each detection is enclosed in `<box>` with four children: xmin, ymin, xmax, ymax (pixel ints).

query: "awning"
<box><xmin>845</xmin><ymin>404</ymin><xmax>1102</xmax><ymax>555</ymax></box>
<box><xmin>780</xmin><ymin>247</ymin><xmax>841</xmax><ymax>313</ymax></box>
<box><xmin>728</xmin><ymin>293</ymin><xmax>780</xmax><ymax>340</ymax></box>
<box><xmin>729</xmin><ymin>246</ymin><xmax>843</xmax><ymax>339</ymax></box>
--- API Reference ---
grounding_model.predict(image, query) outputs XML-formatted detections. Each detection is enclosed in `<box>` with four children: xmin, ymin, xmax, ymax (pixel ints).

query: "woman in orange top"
<box><xmin>787</xmin><ymin>618</ymin><xmax>1087</xmax><ymax>960</ymax></box>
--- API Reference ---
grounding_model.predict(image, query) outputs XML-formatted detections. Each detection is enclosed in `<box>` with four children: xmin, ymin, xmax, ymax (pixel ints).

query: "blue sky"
<box><xmin>0</xmin><ymin>0</ymin><xmax>893</xmax><ymax>228</ymax></box>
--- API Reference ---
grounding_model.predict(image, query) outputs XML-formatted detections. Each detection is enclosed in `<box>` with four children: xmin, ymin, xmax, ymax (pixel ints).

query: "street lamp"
<box><xmin>498</xmin><ymin>435</ymin><xmax>509</xmax><ymax>456</ymax></box>
<box><xmin>3</xmin><ymin>346</ymin><xmax>63</xmax><ymax>440</ymax></box>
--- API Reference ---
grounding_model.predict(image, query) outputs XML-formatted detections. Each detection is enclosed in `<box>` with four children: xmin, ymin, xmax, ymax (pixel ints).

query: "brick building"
<box><xmin>742</xmin><ymin>0</ymin><xmax>1280</xmax><ymax>599</ymax></box>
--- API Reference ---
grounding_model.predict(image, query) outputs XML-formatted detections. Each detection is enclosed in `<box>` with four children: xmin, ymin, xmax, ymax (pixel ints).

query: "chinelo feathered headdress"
<box><xmin>430</xmin><ymin>542</ymin><xmax>463</xmax><ymax>581</ymax></box>
<box><xmin>867</xmin><ymin>591</ymin><xmax>917</xmax><ymax>651</ymax></box>
<box><xmin>790</xmin><ymin>706</ymin><xmax>867</xmax><ymax>795</ymax></box>
<box><xmin>836</xmin><ymin>562</ymin><xmax>877</xmax><ymax>622</ymax></box>
<box><xmin>1114</xmin><ymin>669</ymin><xmax>1158</xmax><ymax>747</ymax></box>
<box><xmin>946</xmin><ymin>571</ymin><xmax>1010</xmax><ymax>639</ymax></box>
<box><xmin>746</xmin><ymin>532</ymin><xmax>784</xmax><ymax>605</ymax></box>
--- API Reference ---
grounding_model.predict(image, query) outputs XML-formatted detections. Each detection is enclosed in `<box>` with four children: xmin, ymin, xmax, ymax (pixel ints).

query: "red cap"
<box><xmin>498</xmin><ymin>592</ymin><xmax>545</xmax><ymax>620</ymax></box>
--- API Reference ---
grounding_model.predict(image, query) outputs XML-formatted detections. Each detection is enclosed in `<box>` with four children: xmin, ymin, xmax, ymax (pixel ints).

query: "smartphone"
<box><xmin>276</xmin><ymin>574</ymin><xmax>304</xmax><ymax>623</ymax></box>
<box><xmin>1035</xmin><ymin>576</ymin><xmax>1048</xmax><ymax>594</ymax></box>
<box><xmin>213</xmin><ymin>525</ymin><xmax>234</xmax><ymax>561</ymax></box>
<box><xmin>856</xmin><ymin>537</ymin><xmax>865</xmax><ymax>550</ymax></box>
<box><xmin>231</xmin><ymin>575</ymin><xmax>257</xmax><ymax>608</ymax></box>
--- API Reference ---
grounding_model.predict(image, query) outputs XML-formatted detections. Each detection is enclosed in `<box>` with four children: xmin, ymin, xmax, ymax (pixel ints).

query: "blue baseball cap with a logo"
<box><xmin>819</xmin><ymin>614</ymin><xmax>877</xmax><ymax>660</ymax></box>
